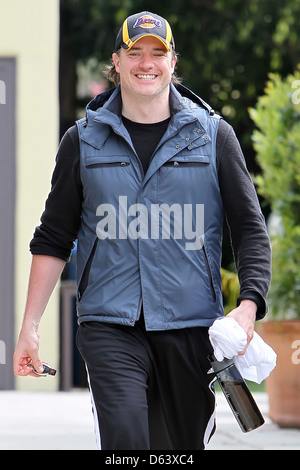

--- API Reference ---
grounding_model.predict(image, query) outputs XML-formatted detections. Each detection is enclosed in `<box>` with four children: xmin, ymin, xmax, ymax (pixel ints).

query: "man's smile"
<box><xmin>135</xmin><ymin>74</ymin><xmax>158</xmax><ymax>80</ymax></box>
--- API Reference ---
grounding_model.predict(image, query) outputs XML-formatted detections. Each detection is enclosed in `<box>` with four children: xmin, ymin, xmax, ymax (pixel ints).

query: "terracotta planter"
<box><xmin>257</xmin><ymin>320</ymin><xmax>300</xmax><ymax>427</ymax></box>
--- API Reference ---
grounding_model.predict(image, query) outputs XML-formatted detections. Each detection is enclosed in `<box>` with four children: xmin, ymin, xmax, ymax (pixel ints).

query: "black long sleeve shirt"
<box><xmin>30</xmin><ymin>118</ymin><xmax>271</xmax><ymax>319</ymax></box>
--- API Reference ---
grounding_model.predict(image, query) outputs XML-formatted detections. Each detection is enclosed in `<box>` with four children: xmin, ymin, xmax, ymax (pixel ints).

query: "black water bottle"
<box><xmin>208</xmin><ymin>355</ymin><xmax>265</xmax><ymax>432</ymax></box>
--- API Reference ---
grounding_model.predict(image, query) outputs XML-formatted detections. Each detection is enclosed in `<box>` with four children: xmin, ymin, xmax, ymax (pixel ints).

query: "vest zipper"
<box><xmin>202</xmin><ymin>244</ymin><xmax>217</xmax><ymax>303</ymax></box>
<box><xmin>86</xmin><ymin>161</ymin><xmax>130</xmax><ymax>168</ymax></box>
<box><xmin>77</xmin><ymin>238</ymin><xmax>98</xmax><ymax>301</ymax></box>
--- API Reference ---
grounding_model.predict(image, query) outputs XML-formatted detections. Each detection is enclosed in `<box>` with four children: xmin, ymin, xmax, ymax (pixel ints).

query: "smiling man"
<box><xmin>14</xmin><ymin>11</ymin><xmax>271</xmax><ymax>450</ymax></box>
<box><xmin>112</xmin><ymin>36</ymin><xmax>176</xmax><ymax>121</ymax></box>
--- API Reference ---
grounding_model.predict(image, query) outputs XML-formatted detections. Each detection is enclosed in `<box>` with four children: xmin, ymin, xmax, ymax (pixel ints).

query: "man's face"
<box><xmin>112</xmin><ymin>36</ymin><xmax>177</xmax><ymax>100</ymax></box>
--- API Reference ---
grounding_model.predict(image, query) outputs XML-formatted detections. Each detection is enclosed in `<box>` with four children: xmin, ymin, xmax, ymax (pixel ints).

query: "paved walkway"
<box><xmin>0</xmin><ymin>390</ymin><xmax>299</xmax><ymax>450</ymax></box>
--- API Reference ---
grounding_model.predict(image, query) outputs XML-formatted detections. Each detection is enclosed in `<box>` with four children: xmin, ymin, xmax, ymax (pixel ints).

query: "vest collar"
<box><xmin>79</xmin><ymin>84</ymin><xmax>213</xmax><ymax>151</ymax></box>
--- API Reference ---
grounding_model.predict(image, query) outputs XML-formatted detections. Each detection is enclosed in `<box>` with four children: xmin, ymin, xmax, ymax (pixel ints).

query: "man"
<box><xmin>14</xmin><ymin>11</ymin><xmax>271</xmax><ymax>450</ymax></box>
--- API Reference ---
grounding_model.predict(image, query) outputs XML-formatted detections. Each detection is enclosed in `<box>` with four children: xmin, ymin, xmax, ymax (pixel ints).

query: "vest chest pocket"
<box><xmin>85</xmin><ymin>155</ymin><xmax>131</xmax><ymax>168</ymax></box>
<box><xmin>158</xmin><ymin>153</ymin><xmax>212</xmax><ymax>196</ymax></box>
<box><xmin>163</xmin><ymin>155</ymin><xmax>210</xmax><ymax>167</ymax></box>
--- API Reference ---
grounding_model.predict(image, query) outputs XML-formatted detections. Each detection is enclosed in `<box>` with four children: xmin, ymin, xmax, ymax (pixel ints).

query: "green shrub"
<box><xmin>249</xmin><ymin>69</ymin><xmax>300</xmax><ymax>319</ymax></box>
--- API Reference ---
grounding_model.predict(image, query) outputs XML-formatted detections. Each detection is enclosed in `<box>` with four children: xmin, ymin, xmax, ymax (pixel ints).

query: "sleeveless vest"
<box><xmin>75</xmin><ymin>84</ymin><xmax>224</xmax><ymax>330</ymax></box>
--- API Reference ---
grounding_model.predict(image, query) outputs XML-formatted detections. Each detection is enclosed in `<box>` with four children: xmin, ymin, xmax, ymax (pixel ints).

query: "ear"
<box><xmin>112</xmin><ymin>52</ymin><xmax>121</xmax><ymax>73</ymax></box>
<box><xmin>171</xmin><ymin>54</ymin><xmax>177</xmax><ymax>74</ymax></box>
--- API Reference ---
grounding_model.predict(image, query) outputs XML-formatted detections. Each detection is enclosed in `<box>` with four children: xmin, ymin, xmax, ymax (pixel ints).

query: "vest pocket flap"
<box><xmin>165</xmin><ymin>155</ymin><xmax>210</xmax><ymax>166</ymax></box>
<box><xmin>85</xmin><ymin>155</ymin><xmax>131</xmax><ymax>168</ymax></box>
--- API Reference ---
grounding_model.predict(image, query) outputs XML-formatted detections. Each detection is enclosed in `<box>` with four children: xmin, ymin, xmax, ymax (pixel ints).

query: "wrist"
<box><xmin>21</xmin><ymin>316</ymin><xmax>40</xmax><ymax>334</ymax></box>
<box><xmin>239</xmin><ymin>299</ymin><xmax>257</xmax><ymax>314</ymax></box>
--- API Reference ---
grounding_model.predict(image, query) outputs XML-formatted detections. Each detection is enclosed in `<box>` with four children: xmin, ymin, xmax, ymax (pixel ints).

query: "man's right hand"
<box><xmin>13</xmin><ymin>322</ymin><xmax>44</xmax><ymax>377</ymax></box>
<box><xmin>13</xmin><ymin>255</ymin><xmax>66</xmax><ymax>378</ymax></box>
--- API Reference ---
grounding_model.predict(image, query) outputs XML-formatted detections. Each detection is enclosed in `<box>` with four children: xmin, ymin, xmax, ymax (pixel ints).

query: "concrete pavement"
<box><xmin>207</xmin><ymin>392</ymin><xmax>300</xmax><ymax>450</ymax></box>
<box><xmin>0</xmin><ymin>390</ymin><xmax>299</xmax><ymax>450</ymax></box>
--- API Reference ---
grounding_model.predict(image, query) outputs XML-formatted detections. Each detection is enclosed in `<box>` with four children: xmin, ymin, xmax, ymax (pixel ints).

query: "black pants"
<box><xmin>76</xmin><ymin>316</ymin><xmax>216</xmax><ymax>450</ymax></box>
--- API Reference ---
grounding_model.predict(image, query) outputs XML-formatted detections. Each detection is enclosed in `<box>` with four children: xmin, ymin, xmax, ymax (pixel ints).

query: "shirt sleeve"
<box><xmin>29</xmin><ymin>125</ymin><xmax>83</xmax><ymax>262</ymax></box>
<box><xmin>216</xmin><ymin>119</ymin><xmax>272</xmax><ymax>319</ymax></box>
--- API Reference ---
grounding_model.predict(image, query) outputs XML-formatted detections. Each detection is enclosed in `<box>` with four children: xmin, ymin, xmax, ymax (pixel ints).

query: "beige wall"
<box><xmin>0</xmin><ymin>0</ymin><xmax>60</xmax><ymax>390</ymax></box>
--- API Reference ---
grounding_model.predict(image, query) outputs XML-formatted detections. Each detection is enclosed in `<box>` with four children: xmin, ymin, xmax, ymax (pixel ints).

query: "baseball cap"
<box><xmin>115</xmin><ymin>11</ymin><xmax>175</xmax><ymax>52</ymax></box>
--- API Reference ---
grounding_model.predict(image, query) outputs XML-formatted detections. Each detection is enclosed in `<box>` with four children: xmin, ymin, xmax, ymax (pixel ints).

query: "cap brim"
<box><xmin>123</xmin><ymin>34</ymin><xmax>171</xmax><ymax>51</ymax></box>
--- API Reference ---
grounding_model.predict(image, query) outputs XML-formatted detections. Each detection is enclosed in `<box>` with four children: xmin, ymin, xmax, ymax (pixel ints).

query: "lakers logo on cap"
<box><xmin>133</xmin><ymin>14</ymin><xmax>162</xmax><ymax>29</ymax></box>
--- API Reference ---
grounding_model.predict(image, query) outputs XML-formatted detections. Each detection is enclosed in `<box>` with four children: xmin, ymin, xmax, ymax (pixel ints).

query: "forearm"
<box><xmin>22</xmin><ymin>255</ymin><xmax>66</xmax><ymax>327</ymax></box>
<box><xmin>14</xmin><ymin>255</ymin><xmax>65</xmax><ymax>376</ymax></box>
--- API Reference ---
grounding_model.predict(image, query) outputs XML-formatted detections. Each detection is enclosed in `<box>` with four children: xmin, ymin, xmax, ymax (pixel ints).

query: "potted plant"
<box><xmin>249</xmin><ymin>69</ymin><xmax>300</xmax><ymax>427</ymax></box>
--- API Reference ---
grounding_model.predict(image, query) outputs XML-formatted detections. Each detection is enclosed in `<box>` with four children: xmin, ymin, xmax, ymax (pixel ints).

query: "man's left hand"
<box><xmin>227</xmin><ymin>299</ymin><xmax>257</xmax><ymax>355</ymax></box>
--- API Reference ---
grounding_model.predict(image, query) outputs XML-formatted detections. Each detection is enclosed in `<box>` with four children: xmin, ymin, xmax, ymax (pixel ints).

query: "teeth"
<box><xmin>137</xmin><ymin>74</ymin><xmax>156</xmax><ymax>80</ymax></box>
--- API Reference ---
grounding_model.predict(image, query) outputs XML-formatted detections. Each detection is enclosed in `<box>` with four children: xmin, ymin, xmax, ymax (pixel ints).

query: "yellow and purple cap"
<box><xmin>115</xmin><ymin>11</ymin><xmax>175</xmax><ymax>52</ymax></box>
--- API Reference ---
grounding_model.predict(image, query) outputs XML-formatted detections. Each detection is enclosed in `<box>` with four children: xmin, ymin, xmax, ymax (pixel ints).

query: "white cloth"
<box><xmin>208</xmin><ymin>317</ymin><xmax>277</xmax><ymax>383</ymax></box>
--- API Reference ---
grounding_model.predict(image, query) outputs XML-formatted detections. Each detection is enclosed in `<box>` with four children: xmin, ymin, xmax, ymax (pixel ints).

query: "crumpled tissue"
<box><xmin>208</xmin><ymin>317</ymin><xmax>277</xmax><ymax>383</ymax></box>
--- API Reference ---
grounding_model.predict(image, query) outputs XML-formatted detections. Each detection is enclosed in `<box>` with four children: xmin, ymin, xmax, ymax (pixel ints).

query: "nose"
<box><xmin>139</xmin><ymin>52</ymin><xmax>154</xmax><ymax>69</ymax></box>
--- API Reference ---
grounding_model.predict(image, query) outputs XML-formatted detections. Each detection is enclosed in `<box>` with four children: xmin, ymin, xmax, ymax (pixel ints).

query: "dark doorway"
<box><xmin>0</xmin><ymin>57</ymin><xmax>16</xmax><ymax>389</ymax></box>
